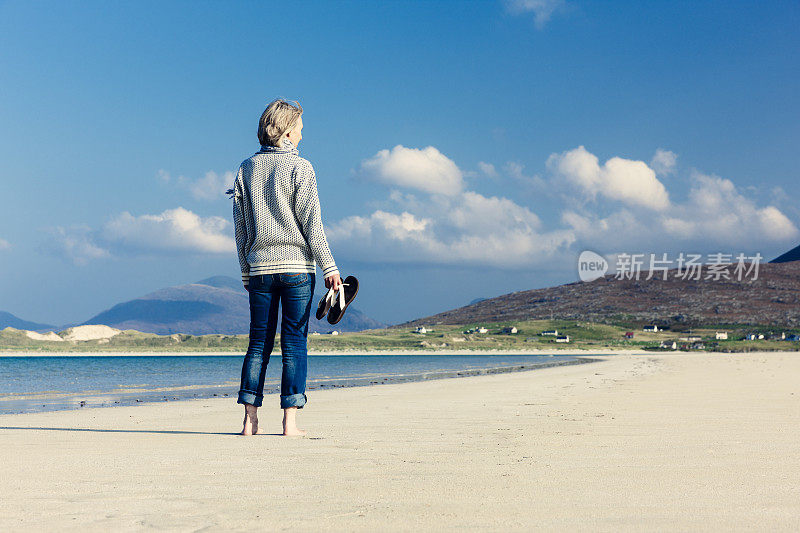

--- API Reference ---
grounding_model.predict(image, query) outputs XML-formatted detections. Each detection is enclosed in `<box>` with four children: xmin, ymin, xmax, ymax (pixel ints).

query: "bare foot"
<box><xmin>282</xmin><ymin>427</ymin><xmax>307</xmax><ymax>437</ymax></box>
<box><xmin>282</xmin><ymin>406</ymin><xmax>307</xmax><ymax>437</ymax></box>
<box><xmin>241</xmin><ymin>418</ymin><xmax>267</xmax><ymax>435</ymax></box>
<box><xmin>240</xmin><ymin>404</ymin><xmax>265</xmax><ymax>436</ymax></box>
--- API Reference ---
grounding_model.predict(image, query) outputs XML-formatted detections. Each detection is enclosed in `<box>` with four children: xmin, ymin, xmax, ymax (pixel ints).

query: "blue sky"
<box><xmin>1</xmin><ymin>0</ymin><xmax>798</xmax><ymax>327</ymax></box>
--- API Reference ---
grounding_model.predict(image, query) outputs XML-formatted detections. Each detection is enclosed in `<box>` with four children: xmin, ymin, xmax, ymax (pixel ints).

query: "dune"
<box><xmin>24</xmin><ymin>330</ymin><xmax>64</xmax><ymax>342</ymax></box>
<box><xmin>59</xmin><ymin>324</ymin><xmax>121</xmax><ymax>342</ymax></box>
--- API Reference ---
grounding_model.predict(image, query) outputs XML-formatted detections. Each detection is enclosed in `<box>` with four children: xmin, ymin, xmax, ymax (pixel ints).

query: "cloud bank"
<box><xmin>49</xmin><ymin>208</ymin><xmax>234</xmax><ymax>264</ymax></box>
<box><xmin>103</xmin><ymin>208</ymin><xmax>234</xmax><ymax>254</ymax></box>
<box><xmin>555</xmin><ymin>150</ymin><xmax>798</xmax><ymax>252</ymax></box>
<box><xmin>328</xmin><ymin>192</ymin><xmax>575</xmax><ymax>268</ymax></box>
<box><xmin>46</xmin><ymin>145</ymin><xmax>797</xmax><ymax>271</ymax></box>
<box><xmin>327</xmin><ymin>144</ymin><xmax>797</xmax><ymax>269</ymax></box>
<box><xmin>330</xmin><ymin>146</ymin><xmax>575</xmax><ymax>267</ymax></box>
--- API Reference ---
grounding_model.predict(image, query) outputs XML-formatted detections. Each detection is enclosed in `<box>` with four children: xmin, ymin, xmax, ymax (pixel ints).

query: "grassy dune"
<box><xmin>2</xmin><ymin>320</ymin><xmax>798</xmax><ymax>353</ymax></box>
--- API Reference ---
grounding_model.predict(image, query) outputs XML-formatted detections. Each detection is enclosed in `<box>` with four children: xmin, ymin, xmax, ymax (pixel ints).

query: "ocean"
<box><xmin>0</xmin><ymin>354</ymin><xmax>587</xmax><ymax>414</ymax></box>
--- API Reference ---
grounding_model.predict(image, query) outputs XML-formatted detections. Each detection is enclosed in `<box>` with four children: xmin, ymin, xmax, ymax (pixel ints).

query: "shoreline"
<box><xmin>0</xmin><ymin>348</ymin><xmax>652</xmax><ymax>357</ymax></box>
<box><xmin>0</xmin><ymin>356</ymin><xmax>594</xmax><ymax>415</ymax></box>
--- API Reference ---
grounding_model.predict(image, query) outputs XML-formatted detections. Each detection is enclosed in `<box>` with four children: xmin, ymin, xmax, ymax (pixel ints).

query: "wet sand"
<box><xmin>1</xmin><ymin>351</ymin><xmax>798</xmax><ymax>531</ymax></box>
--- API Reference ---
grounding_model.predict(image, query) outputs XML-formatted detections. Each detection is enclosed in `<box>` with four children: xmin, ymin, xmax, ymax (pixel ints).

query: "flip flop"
<box><xmin>315</xmin><ymin>287</ymin><xmax>336</xmax><ymax>320</ymax></box>
<box><xmin>327</xmin><ymin>276</ymin><xmax>359</xmax><ymax>325</ymax></box>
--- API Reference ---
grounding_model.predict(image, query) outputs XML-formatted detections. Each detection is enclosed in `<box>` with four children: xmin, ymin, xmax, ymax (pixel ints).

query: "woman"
<box><xmin>231</xmin><ymin>99</ymin><xmax>341</xmax><ymax>436</ymax></box>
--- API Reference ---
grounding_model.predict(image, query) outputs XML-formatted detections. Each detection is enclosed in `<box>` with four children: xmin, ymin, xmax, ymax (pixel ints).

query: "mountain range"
<box><xmin>400</xmin><ymin>260</ymin><xmax>800</xmax><ymax>329</ymax></box>
<box><xmin>0</xmin><ymin>276</ymin><xmax>384</xmax><ymax>335</ymax></box>
<box><xmin>4</xmin><ymin>245</ymin><xmax>799</xmax><ymax>335</ymax></box>
<box><xmin>771</xmin><ymin>244</ymin><xmax>800</xmax><ymax>264</ymax></box>
<box><xmin>0</xmin><ymin>311</ymin><xmax>55</xmax><ymax>332</ymax></box>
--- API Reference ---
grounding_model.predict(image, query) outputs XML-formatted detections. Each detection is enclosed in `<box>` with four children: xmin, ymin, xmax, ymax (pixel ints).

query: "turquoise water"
<box><xmin>0</xmin><ymin>354</ymin><xmax>583</xmax><ymax>414</ymax></box>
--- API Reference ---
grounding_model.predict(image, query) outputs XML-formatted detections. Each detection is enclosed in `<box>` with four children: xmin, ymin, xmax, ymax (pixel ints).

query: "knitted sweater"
<box><xmin>231</xmin><ymin>138</ymin><xmax>339</xmax><ymax>286</ymax></box>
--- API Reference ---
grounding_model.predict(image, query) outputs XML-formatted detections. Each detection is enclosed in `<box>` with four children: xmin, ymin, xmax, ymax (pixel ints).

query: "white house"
<box><xmin>715</xmin><ymin>332</ymin><xmax>728</xmax><ymax>340</ymax></box>
<box><xmin>330</xmin><ymin>330</ymin><xmax>340</xmax><ymax>336</ymax></box>
<box><xmin>541</xmin><ymin>330</ymin><xmax>558</xmax><ymax>336</ymax></box>
<box><xmin>477</xmin><ymin>327</ymin><xmax>488</xmax><ymax>334</ymax></box>
<box><xmin>643</xmin><ymin>325</ymin><xmax>659</xmax><ymax>332</ymax></box>
<box><xmin>660</xmin><ymin>340</ymin><xmax>677</xmax><ymax>350</ymax></box>
<box><xmin>555</xmin><ymin>335</ymin><xmax>570</xmax><ymax>343</ymax></box>
<box><xmin>414</xmin><ymin>326</ymin><xmax>427</xmax><ymax>334</ymax></box>
<box><xmin>501</xmin><ymin>326</ymin><xmax>518</xmax><ymax>334</ymax></box>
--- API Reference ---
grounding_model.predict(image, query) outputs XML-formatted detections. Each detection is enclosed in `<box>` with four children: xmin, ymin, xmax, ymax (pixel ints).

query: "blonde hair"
<box><xmin>258</xmin><ymin>99</ymin><xmax>303</xmax><ymax>147</ymax></box>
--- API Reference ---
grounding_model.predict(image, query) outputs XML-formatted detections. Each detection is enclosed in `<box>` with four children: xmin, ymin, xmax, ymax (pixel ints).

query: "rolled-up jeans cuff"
<box><xmin>281</xmin><ymin>393</ymin><xmax>307</xmax><ymax>409</ymax></box>
<box><xmin>238</xmin><ymin>390</ymin><xmax>262</xmax><ymax>407</ymax></box>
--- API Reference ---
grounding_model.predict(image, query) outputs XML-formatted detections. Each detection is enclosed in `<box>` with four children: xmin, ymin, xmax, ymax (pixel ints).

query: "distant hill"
<box><xmin>771</xmin><ymin>243</ymin><xmax>800</xmax><ymax>264</ymax></box>
<box><xmin>81</xmin><ymin>276</ymin><xmax>384</xmax><ymax>335</ymax></box>
<box><xmin>195</xmin><ymin>276</ymin><xmax>243</xmax><ymax>291</ymax></box>
<box><xmin>0</xmin><ymin>311</ymin><xmax>54</xmax><ymax>332</ymax></box>
<box><xmin>400</xmin><ymin>261</ymin><xmax>800</xmax><ymax>329</ymax></box>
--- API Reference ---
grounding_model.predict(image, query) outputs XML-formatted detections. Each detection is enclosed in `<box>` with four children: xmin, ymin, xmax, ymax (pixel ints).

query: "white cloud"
<box><xmin>448</xmin><ymin>191</ymin><xmax>542</xmax><ymax>235</ymax></box>
<box><xmin>158</xmin><ymin>169</ymin><xmax>234</xmax><ymax>201</ymax></box>
<box><xmin>48</xmin><ymin>225</ymin><xmax>110</xmax><ymax>265</ymax></box>
<box><xmin>548</xmin><ymin>146</ymin><xmax>670</xmax><ymax>210</ymax></box>
<box><xmin>663</xmin><ymin>172</ymin><xmax>798</xmax><ymax>244</ymax></box>
<box><xmin>477</xmin><ymin>161</ymin><xmax>499</xmax><ymax>178</ymax></box>
<box><xmin>759</xmin><ymin>206</ymin><xmax>798</xmax><ymax>240</ymax></box>
<box><xmin>328</xmin><ymin>189</ymin><xmax>574</xmax><ymax>268</ymax></box>
<box><xmin>505</xmin><ymin>0</ymin><xmax>565</xmax><ymax>28</ymax></box>
<box><xmin>0</xmin><ymin>238</ymin><xmax>9</xmax><ymax>250</ymax></box>
<box><xmin>562</xmin><ymin>171</ymin><xmax>798</xmax><ymax>250</ymax></box>
<box><xmin>360</xmin><ymin>145</ymin><xmax>463</xmax><ymax>196</ymax></box>
<box><xmin>331</xmin><ymin>144</ymin><xmax>797</xmax><ymax>269</ymax></box>
<box><xmin>102</xmin><ymin>207</ymin><xmax>234</xmax><ymax>254</ymax></box>
<box><xmin>546</xmin><ymin>146</ymin><xmax>794</xmax><ymax>247</ymax></box>
<box><xmin>45</xmin><ymin>208</ymin><xmax>235</xmax><ymax>264</ymax></box>
<box><xmin>651</xmin><ymin>149</ymin><xmax>677</xmax><ymax>176</ymax></box>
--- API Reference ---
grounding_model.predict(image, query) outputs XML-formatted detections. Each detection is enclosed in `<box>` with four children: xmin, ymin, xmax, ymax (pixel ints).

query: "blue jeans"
<box><xmin>237</xmin><ymin>272</ymin><xmax>315</xmax><ymax>409</ymax></box>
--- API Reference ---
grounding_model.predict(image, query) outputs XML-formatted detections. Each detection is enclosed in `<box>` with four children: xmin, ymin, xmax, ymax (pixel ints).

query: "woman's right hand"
<box><xmin>325</xmin><ymin>273</ymin><xmax>342</xmax><ymax>291</ymax></box>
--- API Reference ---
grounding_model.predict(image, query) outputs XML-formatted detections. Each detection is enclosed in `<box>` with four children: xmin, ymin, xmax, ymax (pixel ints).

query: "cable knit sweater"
<box><xmin>231</xmin><ymin>138</ymin><xmax>338</xmax><ymax>286</ymax></box>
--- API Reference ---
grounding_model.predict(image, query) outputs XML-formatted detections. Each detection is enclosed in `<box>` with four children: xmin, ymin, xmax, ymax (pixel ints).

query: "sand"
<box><xmin>1</xmin><ymin>351</ymin><xmax>798</xmax><ymax>531</ymax></box>
<box><xmin>23</xmin><ymin>330</ymin><xmax>64</xmax><ymax>342</ymax></box>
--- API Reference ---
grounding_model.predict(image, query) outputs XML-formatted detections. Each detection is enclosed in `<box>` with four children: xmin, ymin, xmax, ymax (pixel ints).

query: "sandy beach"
<box><xmin>1</xmin><ymin>351</ymin><xmax>798</xmax><ymax>531</ymax></box>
